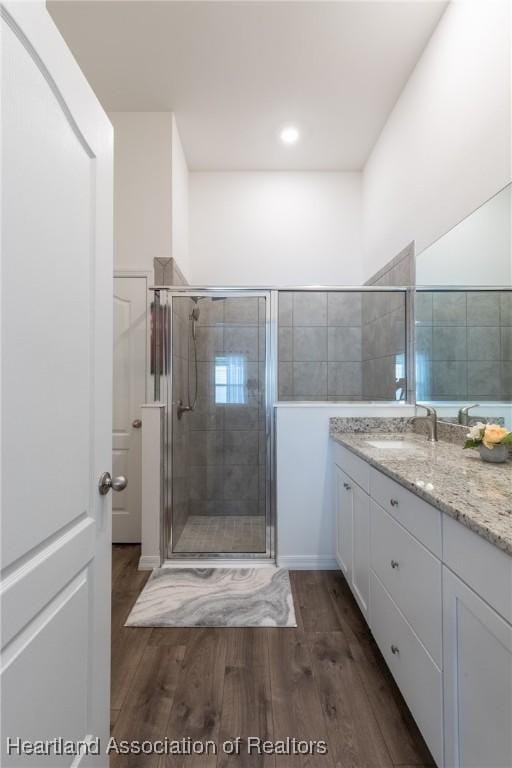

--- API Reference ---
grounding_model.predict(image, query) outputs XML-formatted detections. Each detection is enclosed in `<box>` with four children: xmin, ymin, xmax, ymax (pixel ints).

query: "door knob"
<box><xmin>132</xmin><ymin>419</ymin><xmax>142</xmax><ymax>429</ymax></box>
<box><xmin>98</xmin><ymin>472</ymin><xmax>127</xmax><ymax>496</ymax></box>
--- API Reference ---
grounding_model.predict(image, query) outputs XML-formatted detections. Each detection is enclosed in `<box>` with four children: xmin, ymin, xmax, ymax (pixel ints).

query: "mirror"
<box><xmin>415</xmin><ymin>185</ymin><xmax>512</xmax><ymax>429</ymax></box>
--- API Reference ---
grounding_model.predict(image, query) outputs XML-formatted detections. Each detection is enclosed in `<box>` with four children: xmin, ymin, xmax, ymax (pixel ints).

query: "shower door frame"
<box><xmin>163</xmin><ymin>288</ymin><xmax>276</xmax><ymax>563</ymax></box>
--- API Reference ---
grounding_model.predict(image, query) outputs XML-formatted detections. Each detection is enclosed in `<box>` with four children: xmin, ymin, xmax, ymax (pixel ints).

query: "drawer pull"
<box><xmin>343</xmin><ymin>482</ymin><xmax>351</xmax><ymax>490</ymax></box>
<box><xmin>390</xmin><ymin>498</ymin><xmax>399</xmax><ymax>507</ymax></box>
<box><xmin>390</xmin><ymin>644</ymin><xmax>400</xmax><ymax>656</ymax></box>
<box><xmin>390</xmin><ymin>559</ymin><xmax>400</xmax><ymax>569</ymax></box>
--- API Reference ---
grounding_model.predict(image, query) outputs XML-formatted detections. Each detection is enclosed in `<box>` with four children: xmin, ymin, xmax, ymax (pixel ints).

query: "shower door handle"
<box><xmin>98</xmin><ymin>472</ymin><xmax>127</xmax><ymax>496</ymax></box>
<box><xmin>132</xmin><ymin>419</ymin><xmax>142</xmax><ymax>428</ymax></box>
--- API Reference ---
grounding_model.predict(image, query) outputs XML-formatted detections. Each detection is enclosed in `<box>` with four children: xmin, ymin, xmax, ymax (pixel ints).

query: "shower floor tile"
<box><xmin>173</xmin><ymin>515</ymin><xmax>266</xmax><ymax>554</ymax></box>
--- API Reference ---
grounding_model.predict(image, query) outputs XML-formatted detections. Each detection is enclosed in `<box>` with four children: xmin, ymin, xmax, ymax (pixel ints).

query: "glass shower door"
<box><xmin>167</xmin><ymin>293</ymin><xmax>270</xmax><ymax>557</ymax></box>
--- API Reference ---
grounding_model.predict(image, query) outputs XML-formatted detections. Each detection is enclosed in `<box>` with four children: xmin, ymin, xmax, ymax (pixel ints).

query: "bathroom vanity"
<box><xmin>330</xmin><ymin>421</ymin><xmax>512</xmax><ymax>768</ymax></box>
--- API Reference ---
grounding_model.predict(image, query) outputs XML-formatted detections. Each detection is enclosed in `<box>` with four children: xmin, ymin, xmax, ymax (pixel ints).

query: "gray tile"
<box><xmin>292</xmin><ymin>362</ymin><xmax>327</xmax><ymax>396</ymax></box>
<box><xmin>432</xmin><ymin>327</ymin><xmax>467</xmax><ymax>361</ymax></box>
<box><xmin>224</xmin><ymin>326</ymin><xmax>259</xmax><ymax>361</ymax></box>
<box><xmin>468</xmin><ymin>362</ymin><xmax>501</xmax><ymax>398</ymax></box>
<box><xmin>502</xmin><ymin>362</ymin><xmax>512</xmax><ymax>399</ymax></box>
<box><xmin>278</xmin><ymin>293</ymin><xmax>293</xmax><ymax>325</ymax></box>
<box><xmin>415</xmin><ymin>326</ymin><xmax>433</xmax><ymax>360</ymax></box>
<box><xmin>196</xmin><ymin>327</ymin><xmax>223</xmax><ymax>361</ymax></box>
<box><xmin>293</xmin><ymin>327</ymin><xmax>327</xmax><ymax>361</ymax></box>
<box><xmin>224</xmin><ymin>430</ymin><xmax>259</xmax><ymax>465</ymax></box>
<box><xmin>278</xmin><ymin>363</ymin><xmax>293</xmax><ymax>398</ymax></box>
<box><xmin>189</xmin><ymin>466</ymin><xmax>223</xmax><ymax>500</ymax></box>
<box><xmin>278</xmin><ymin>327</ymin><xmax>293</xmax><ymax>362</ymax></box>
<box><xmin>188</xmin><ymin>430</ymin><xmax>224</xmax><ymax>466</ymax></box>
<box><xmin>501</xmin><ymin>327</ymin><xmax>512</xmax><ymax>360</ymax></box>
<box><xmin>431</xmin><ymin>362</ymin><xmax>467</xmax><ymax>398</ymax></box>
<box><xmin>415</xmin><ymin>292</ymin><xmax>433</xmax><ymax>326</ymax></box>
<box><xmin>197</xmin><ymin>298</ymin><xmax>224</xmax><ymax>326</ymax></box>
<box><xmin>467</xmin><ymin>327</ymin><xmax>500</xmax><ymax>361</ymax></box>
<box><xmin>467</xmin><ymin>293</ymin><xmax>500</xmax><ymax>326</ymax></box>
<box><xmin>327</xmin><ymin>362</ymin><xmax>362</xmax><ymax>396</ymax></box>
<box><xmin>223</xmin><ymin>466</ymin><xmax>259</xmax><ymax>501</ymax></box>
<box><xmin>223</xmin><ymin>405</ymin><xmax>259</xmax><ymax>430</ymax></box>
<box><xmin>292</xmin><ymin>292</ymin><xmax>327</xmax><ymax>325</ymax></box>
<box><xmin>500</xmin><ymin>292</ymin><xmax>512</xmax><ymax>325</ymax></box>
<box><xmin>433</xmin><ymin>292</ymin><xmax>466</xmax><ymax>326</ymax></box>
<box><xmin>328</xmin><ymin>326</ymin><xmax>362</xmax><ymax>361</ymax></box>
<box><xmin>224</xmin><ymin>297</ymin><xmax>259</xmax><ymax>325</ymax></box>
<box><xmin>327</xmin><ymin>292</ymin><xmax>362</xmax><ymax>326</ymax></box>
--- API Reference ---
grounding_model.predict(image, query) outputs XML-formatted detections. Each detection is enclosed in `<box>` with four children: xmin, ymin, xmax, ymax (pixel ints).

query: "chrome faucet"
<box><xmin>412</xmin><ymin>404</ymin><xmax>438</xmax><ymax>442</ymax></box>
<box><xmin>458</xmin><ymin>404</ymin><xmax>480</xmax><ymax>426</ymax></box>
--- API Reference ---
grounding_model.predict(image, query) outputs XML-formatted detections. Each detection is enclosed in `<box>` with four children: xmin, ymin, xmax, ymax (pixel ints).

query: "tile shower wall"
<box><xmin>278</xmin><ymin>292</ymin><xmax>363</xmax><ymax>400</ymax></box>
<box><xmin>416</xmin><ymin>291</ymin><xmax>512</xmax><ymax>401</ymax></box>
<box><xmin>278</xmin><ymin>291</ymin><xmax>406</xmax><ymax>401</ymax></box>
<box><xmin>185</xmin><ymin>297</ymin><xmax>267</xmax><ymax>531</ymax></box>
<box><xmin>362</xmin><ymin>293</ymin><xmax>407</xmax><ymax>401</ymax></box>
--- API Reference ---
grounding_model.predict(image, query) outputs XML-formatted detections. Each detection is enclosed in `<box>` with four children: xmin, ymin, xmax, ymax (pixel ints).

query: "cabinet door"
<box><xmin>335</xmin><ymin>466</ymin><xmax>352</xmax><ymax>578</ymax></box>
<box><xmin>443</xmin><ymin>566</ymin><xmax>512</xmax><ymax>768</ymax></box>
<box><xmin>351</xmin><ymin>482</ymin><xmax>370</xmax><ymax>618</ymax></box>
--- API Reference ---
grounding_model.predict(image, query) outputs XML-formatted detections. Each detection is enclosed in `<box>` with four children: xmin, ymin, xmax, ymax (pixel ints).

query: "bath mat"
<box><xmin>125</xmin><ymin>567</ymin><xmax>297</xmax><ymax>628</ymax></box>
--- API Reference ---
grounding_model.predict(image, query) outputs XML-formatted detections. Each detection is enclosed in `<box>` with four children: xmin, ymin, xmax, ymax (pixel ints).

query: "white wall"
<box><xmin>189</xmin><ymin>172</ymin><xmax>363</xmax><ymax>285</ymax></box>
<box><xmin>417</xmin><ymin>185</ymin><xmax>512</xmax><ymax>286</ymax></box>
<box><xmin>171</xmin><ymin>115</ymin><xmax>190</xmax><ymax>281</ymax></box>
<box><xmin>362</xmin><ymin>0</ymin><xmax>511</xmax><ymax>281</ymax></box>
<box><xmin>110</xmin><ymin>112</ymin><xmax>172</xmax><ymax>271</ymax></box>
<box><xmin>276</xmin><ymin>403</ymin><xmax>415</xmax><ymax>569</ymax></box>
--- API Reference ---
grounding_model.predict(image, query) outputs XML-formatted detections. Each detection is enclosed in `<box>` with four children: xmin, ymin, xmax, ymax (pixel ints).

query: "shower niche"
<box><xmin>166</xmin><ymin>293</ymin><xmax>271</xmax><ymax>559</ymax></box>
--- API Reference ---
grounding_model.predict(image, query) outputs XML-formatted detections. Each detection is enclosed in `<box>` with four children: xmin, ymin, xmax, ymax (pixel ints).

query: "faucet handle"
<box><xmin>416</xmin><ymin>403</ymin><xmax>437</xmax><ymax>417</ymax></box>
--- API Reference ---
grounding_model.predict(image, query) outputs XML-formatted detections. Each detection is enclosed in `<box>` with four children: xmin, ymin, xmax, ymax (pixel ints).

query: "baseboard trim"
<box><xmin>138</xmin><ymin>555</ymin><xmax>161</xmax><ymax>571</ymax></box>
<box><xmin>276</xmin><ymin>555</ymin><xmax>339</xmax><ymax>570</ymax></box>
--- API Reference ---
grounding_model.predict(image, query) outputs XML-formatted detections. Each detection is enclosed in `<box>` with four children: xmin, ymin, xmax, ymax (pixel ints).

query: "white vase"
<box><xmin>479</xmin><ymin>444</ymin><xmax>509</xmax><ymax>463</ymax></box>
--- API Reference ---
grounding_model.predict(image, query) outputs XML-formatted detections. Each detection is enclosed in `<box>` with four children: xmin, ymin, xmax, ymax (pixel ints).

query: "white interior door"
<box><xmin>113</xmin><ymin>275</ymin><xmax>148</xmax><ymax>543</ymax></box>
<box><xmin>1</xmin><ymin>3</ymin><xmax>113</xmax><ymax>766</ymax></box>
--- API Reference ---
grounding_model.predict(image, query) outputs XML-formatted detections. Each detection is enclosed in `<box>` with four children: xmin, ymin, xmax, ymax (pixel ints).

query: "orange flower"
<box><xmin>482</xmin><ymin>424</ymin><xmax>510</xmax><ymax>449</ymax></box>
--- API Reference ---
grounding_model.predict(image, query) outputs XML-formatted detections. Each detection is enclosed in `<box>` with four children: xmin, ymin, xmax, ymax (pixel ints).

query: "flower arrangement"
<box><xmin>464</xmin><ymin>423</ymin><xmax>512</xmax><ymax>463</ymax></box>
<box><xmin>464</xmin><ymin>422</ymin><xmax>512</xmax><ymax>449</ymax></box>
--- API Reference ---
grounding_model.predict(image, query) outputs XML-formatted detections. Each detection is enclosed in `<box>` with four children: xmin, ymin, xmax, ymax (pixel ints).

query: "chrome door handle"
<box><xmin>98</xmin><ymin>472</ymin><xmax>127</xmax><ymax>496</ymax></box>
<box><xmin>132</xmin><ymin>419</ymin><xmax>142</xmax><ymax>429</ymax></box>
<box><xmin>390</xmin><ymin>499</ymin><xmax>399</xmax><ymax>507</ymax></box>
<box><xmin>343</xmin><ymin>482</ymin><xmax>351</xmax><ymax>490</ymax></box>
<box><xmin>390</xmin><ymin>645</ymin><xmax>400</xmax><ymax>655</ymax></box>
<box><xmin>391</xmin><ymin>560</ymin><xmax>400</xmax><ymax>569</ymax></box>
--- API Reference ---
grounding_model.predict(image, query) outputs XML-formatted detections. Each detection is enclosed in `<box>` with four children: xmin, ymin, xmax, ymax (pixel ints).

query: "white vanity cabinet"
<box><xmin>332</xmin><ymin>437</ymin><xmax>512</xmax><ymax>768</ymax></box>
<box><xmin>443</xmin><ymin>566</ymin><xmax>512</xmax><ymax>768</ymax></box>
<box><xmin>334</xmin><ymin>461</ymin><xmax>370</xmax><ymax>619</ymax></box>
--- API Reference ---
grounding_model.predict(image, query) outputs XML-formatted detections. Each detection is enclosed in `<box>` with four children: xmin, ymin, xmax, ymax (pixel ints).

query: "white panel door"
<box><xmin>113</xmin><ymin>276</ymin><xmax>147</xmax><ymax>542</ymax></box>
<box><xmin>334</xmin><ymin>466</ymin><xmax>352</xmax><ymax>578</ymax></box>
<box><xmin>1</xmin><ymin>3</ymin><xmax>113</xmax><ymax>766</ymax></box>
<box><xmin>351</xmin><ymin>481</ymin><xmax>370</xmax><ymax>619</ymax></box>
<box><xmin>443</xmin><ymin>567</ymin><xmax>512</xmax><ymax>768</ymax></box>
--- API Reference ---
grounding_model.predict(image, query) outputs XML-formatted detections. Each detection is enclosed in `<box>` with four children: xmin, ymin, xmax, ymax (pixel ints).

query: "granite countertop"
<box><xmin>330</xmin><ymin>422</ymin><xmax>512</xmax><ymax>557</ymax></box>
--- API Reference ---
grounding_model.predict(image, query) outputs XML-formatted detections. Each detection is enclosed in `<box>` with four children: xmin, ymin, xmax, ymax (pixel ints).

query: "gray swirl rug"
<box><xmin>125</xmin><ymin>567</ymin><xmax>297</xmax><ymax>627</ymax></box>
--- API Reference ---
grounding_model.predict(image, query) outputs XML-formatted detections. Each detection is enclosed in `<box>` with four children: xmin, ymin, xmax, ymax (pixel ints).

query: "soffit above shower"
<box><xmin>48</xmin><ymin>0</ymin><xmax>447</xmax><ymax>171</ymax></box>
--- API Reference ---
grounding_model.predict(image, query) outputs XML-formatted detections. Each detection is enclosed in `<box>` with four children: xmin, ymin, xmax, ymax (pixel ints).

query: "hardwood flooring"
<box><xmin>110</xmin><ymin>545</ymin><xmax>434</xmax><ymax>768</ymax></box>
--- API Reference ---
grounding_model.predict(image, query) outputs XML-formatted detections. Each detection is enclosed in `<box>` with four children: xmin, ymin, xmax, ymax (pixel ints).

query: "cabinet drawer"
<box><xmin>370</xmin><ymin>572</ymin><xmax>443</xmax><ymax>768</ymax></box>
<box><xmin>370</xmin><ymin>500</ymin><xmax>442</xmax><ymax>666</ymax></box>
<box><xmin>370</xmin><ymin>467</ymin><xmax>441</xmax><ymax>557</ymax></box>
<box><xmin>443</xmin><ymin>514</ymin><xmax>512</xmax><ymax>625</ymax></box>
<box><xmin>332</xmin><ymin>441</ymin><xmax>370</xmax><ymax>493</ymax></box>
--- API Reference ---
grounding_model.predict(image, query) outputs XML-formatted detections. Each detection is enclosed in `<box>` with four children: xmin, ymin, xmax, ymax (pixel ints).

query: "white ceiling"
<box><xmin>48</xmin><ymin>1</ymin><xmax>448</xmax><ymax>171</ymax></box>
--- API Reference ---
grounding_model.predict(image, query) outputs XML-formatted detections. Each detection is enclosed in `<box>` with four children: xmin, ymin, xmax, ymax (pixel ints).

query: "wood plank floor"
<box><xmin>110</xmin><ymin>545</ymin><xmax>434</xmax><ymax>768</ymax></box>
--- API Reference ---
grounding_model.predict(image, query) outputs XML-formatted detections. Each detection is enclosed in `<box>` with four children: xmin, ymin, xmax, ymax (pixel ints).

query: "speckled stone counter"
<box><xmin>330</xmin><ymin>420</ymin><xmax>512</xmax><ymax>557</ymax></box>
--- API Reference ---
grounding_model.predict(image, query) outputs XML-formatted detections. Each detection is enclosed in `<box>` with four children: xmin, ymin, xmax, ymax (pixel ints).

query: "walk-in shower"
<box><xmin>151</xmin><ymin>286</ymin><xmax>412</xmax><ymax>562</ymax></box>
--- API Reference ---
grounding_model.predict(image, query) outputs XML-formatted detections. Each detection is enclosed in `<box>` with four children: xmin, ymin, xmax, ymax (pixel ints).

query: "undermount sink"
<box><xmin>366</xmin><ymin>439</ymin><xmax>419</xmax><ymax>451</ymax></box>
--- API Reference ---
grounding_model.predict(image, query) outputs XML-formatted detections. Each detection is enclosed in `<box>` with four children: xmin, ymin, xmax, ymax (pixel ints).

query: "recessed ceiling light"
<box><xmin>280</xmin><ymin>125</ymin><xmax>300</xmax><ymax>145</ymax></box>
